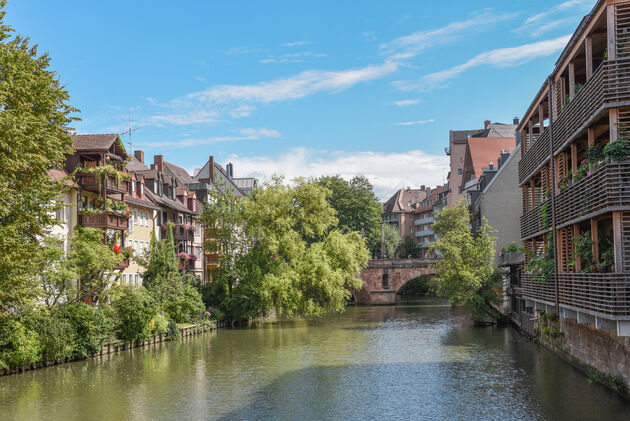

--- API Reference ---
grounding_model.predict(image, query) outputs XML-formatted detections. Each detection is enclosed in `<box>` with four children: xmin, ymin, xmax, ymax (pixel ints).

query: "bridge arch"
<box><xmin>354</xmin><ymin>258</ymin><xmax>437</xmax><ymax>305</ymax></box>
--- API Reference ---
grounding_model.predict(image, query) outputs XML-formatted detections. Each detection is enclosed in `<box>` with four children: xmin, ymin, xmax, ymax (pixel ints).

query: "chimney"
<box><xmin>484</xmin><ymin>120</ymin><xmax>491</xmax><ymax>130</ymax></box>
<box><xmin>226</xmin><ymin>163</ymin><xmax>233</xmax><ymax>179</ymax></box>
<box><xmin>513</xmin><ymin>117</ymin><xmax>520</xmax><ymax>125</ymax></box>
<box><xmin>209</xmin><ymin>156</ymin><xmax>215</xmax><ymax>182</ymax></box>
<box><xmin>421</xmin><ymin>185</ymin><xmax>425</xmax><ymax>191</ymax></box>
<box><xmin>134</xmin><ymin>150</ymin><xmax>144</xmax><ymax>163</ymax></box>
<box><xmin>154</xmin><ymin>155</ymin><xmax>164</xmax><ymax>172</ymax></box>
<box><xmin>489</xmin><ymin>162</ymin><xmax>494</xmax><ymax>170</ymax></box>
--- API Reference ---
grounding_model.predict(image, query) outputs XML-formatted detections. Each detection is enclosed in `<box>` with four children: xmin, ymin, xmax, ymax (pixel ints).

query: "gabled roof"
<box><xmin>466</xmin><ymin>137</ymin><xmax>516</xmax><ymax>180</ymax></box>
<box><xmin>124</xmin><ymin>195</ymin><xmax>160</xmax><ymax>211</ymax></box>
<box><xmin>48</xmin><ymin>168</ymin><xmax>77</xmax><ymax>187</ymax></box>
<box><xmin>145</xmin><ymin>188</ymin><xmax>195</xmax><ymax>215</ymax></box>
<box><xmin>72</xmin><ymin>134</ymin><xmax>120</xmax><ymax>151</ymax></box>
<box><xmin>164</xmin><ymin>161</ymin><xmax>197</xmax><ymax>185</ymax></box>
<box><xmin>471</xmin><ymin>123</ymin><xmax>517</xmax><ymax>139</ymax></box>
<box><xmin>126</xmin><ymin>154</ymin><xmax>149</xmax><ymax>171</ymax></box>
<box><xmin>195</xmin><ymin>159</ymin><xmax>244</xmax><ymax>197</ymax></box>
<box><xmin>383</xmin><ymin>188</ymin><xmax>427</xmax><ymax>213</ymax></box>
<box><xmin>232</xmin><ymin>177</ymin><xmax>257</xmax><ymax>189</ymax></box>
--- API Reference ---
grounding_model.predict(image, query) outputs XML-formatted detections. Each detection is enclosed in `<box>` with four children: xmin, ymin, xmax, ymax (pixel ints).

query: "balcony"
<box><xmin>519</xmin><ymin>58</ymin><xmax>630</xmax><ymax>185</ymax></box>
<box><xmin>521</xmin><ymin>199</ymin><xmax>550</xmax><ymax>240</ymax></box>
<box><xmin>414</xmin><ymin>217</ymin><xmax>434</xmax><ymax>225</ymax></box>
<box><xmin>173</xmin><ymin>225</ymin><xmax>195</xmax><ymax>242</ymax></box>
<box><xmin>79</xmin><ymin>211</ymin><xmax>129</xmax><ymax>230</ymax></box>
<box><xmin>522</xmin><ymin>272</ymin><xmax>630</xmax><ymax>319</ymax></box>
<box><xmin>77</xmin><ymin>172</ymin><xmax>130</xmax><ymax>195</ymax></box>
<box><xmin>116</xmin><ymin>258</ymin><xmax>130</xmax><ymax>270</ymax></box>
<box><xmin>414</xmin><ymin>229</ymin><xmax>433</xmax><ymax>237</ymax></box>
<box><xmin>554</xmin><ymin>161</ymin><xmax>630</xmax><ymax>228</ymax></box>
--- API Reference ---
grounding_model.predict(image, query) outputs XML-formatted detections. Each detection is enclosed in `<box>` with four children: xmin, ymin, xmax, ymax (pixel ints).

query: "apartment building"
<box><xmin>413</xmin><ymin>185</ymin><xmax>447</xmax><ymax>257</ymax></box>
<box><xmin>383</xmin><ymin>187</ymin><xmax>428</xmax><ymax>238</ymax></box>
<box><xmin>48</xmin><ymin>168</ymin><xmax>78</xmax><ymax>252</ymax></box>
<box><xmin>515</xmin><ymin>8</ymin><xmax>630</xmax><ymax>398</ymax></box>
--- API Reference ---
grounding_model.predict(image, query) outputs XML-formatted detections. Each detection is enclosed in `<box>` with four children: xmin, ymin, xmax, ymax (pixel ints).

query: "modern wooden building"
<box><xmin>518</xmin><ymin>0</ymin><xmax>630</xmax><ymax>336</ymax></box>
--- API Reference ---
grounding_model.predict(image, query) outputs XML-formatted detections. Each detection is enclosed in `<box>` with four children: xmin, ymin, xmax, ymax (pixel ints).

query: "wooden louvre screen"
<box><xmin>617</xmin><ymin>3</ymin><xmax>630</xmax><ymax>59</ymax></box>
<box><xmin>622</xmin><ymin>212</ymin><xmax>630</xmax><ymax>273</ymax></box>
<box><xmin>618</xmin><ymin>107</ymin><xmax>630</xmax><ymax>139</ymax></box>
<box><xmin>557</xmin><ymin>227</ymin><xmax>574</xmax><ymax>273</ymax></box>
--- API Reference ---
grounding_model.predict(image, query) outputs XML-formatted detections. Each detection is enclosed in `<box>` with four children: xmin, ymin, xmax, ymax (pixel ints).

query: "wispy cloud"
<box><xmin>150</xmin><ymin>110</ymin><xmax>220</xmax><ymax>126</ymax></box>
<box><xmin>380</xmin><ymin>12</ymin><xmax>515</xmax><ymax>60</ymax></box>
<box><xmin>188</xmin><ymin>62</ymin><xmax>399</xmax><ymax>104</ymax></box>
<box><xmin>393</xmin><ymin>119</ymin><xmax>434</xmax><ymax>126</ymax></box>
<box><xmin>398</xmin><ymin>35</ymin><xmax>571</xmax><ymax>91</ymax></box>
<box><xmin>283</xmin><ymin>41</ymin><xmax>310</xmax><ymax>47</ymax></box>
<box><xmin>221</xmin><ymin>147</ymin><xmax>448</xmax><ymax>200</ymax></box>
<box><xmin>394</xmin><ymin>99</ymin><xmax>420</xmax><ymax>107</ymax></box>
<box><xmin>516</xmin><ymin>0</ymin><xmax>590</xmax><ymax>37</ymax></box>
<box><xmin>142</xmin><ymin>128</ymin><xmax>281</xmax><ymax>148</ymax></box>
<box><xmin>260</xmin><ymin>52</ymin><xmax>328</xmax><ymax>64</ymax></box>
<box><xmin>228</xmin><ymin>105</ymin><xmax>256</xmax><ymax>118</ymax></box>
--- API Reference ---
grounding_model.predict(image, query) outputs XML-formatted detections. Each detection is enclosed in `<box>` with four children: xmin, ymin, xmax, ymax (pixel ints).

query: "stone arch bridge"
<box><xmin>353</xmin><ymin>258</ymin><xmax>437</xmax><ymax>305</ymax></box>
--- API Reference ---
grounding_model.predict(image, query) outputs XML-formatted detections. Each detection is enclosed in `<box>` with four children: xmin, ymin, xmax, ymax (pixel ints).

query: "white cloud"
<box><xmin>524</xmin><ymin>0</ymin><xmax>590</xmax><ymax>26</ymax></box>
<box><xmin>394</xmin><ymin>99</ymin><xmax>420</xmax><ymax>107</ymax></box>
<box><xmin>393</xmin><ymin>119</ymin><xmax>434</xmax><ymax>126</ymax></box>
<box><xmin>516</xmin><ymin>0</ymin><xmax>590</xmax><ymax>36</ymax></box>
<box><xmin>283</xmin><ymin>41</ymin><xmax>310</xmax><ymax>47</ymax></box>
<box><xmin>401</xmin><ymin>35</ymin><xmax>571</xmax><ymax>91</ymax></box>
<box><xmin>143</xmin><ymin>128</ymin><xmax>281</xmax><ymax>148</ymax></box>
<box><xmin>221</xmin><ymin>147</ymin><xmax>448</xmax><ymax>200</ymax></box>
<box><xmin>229</xmin><ymin>105</ymin><xmax>256</xmax><ymax>118</ymax></box>
<box><xmin>150</xmin><ymin>110</ymin><xmax>220</xmax><ymax>126</ymax></box>
<box><xmin>188</xmin><ymin>61</ymin><xmax>400</xmax><ymax>104</ymax></box>
<box><xmin>260</xmin><ymin>52</ymin><xmax>328</xmax><ymax>64</ymax></box>
<box><xmin>380</xmin><ymin>12</ymin><xmax>515</xmax><ymax>60</ymax></box>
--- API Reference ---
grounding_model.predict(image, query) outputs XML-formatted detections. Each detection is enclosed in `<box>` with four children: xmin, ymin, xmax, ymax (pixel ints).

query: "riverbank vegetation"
<box><xmin>201</xmin><ymin>178</ymin><xmax>370</xmax><ymax>321</ymax></box>
<box><xmin>429</xmin><ymin>200</ymin><xmax>506</xmax><ymax>324</ymax></box>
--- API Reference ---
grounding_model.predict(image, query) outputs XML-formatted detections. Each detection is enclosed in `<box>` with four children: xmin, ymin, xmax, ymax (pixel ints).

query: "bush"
<box><xmin>164</xmin><ymin>283</ymin><xmax>205</xmax><ymax>323</ymax></box>
<box><xmin>113</xmin><ymin>286</ymin><xmax>157</xmax><ymax>343</ymax></box>
<box><xmin>0</xmin><ymin>318</ymin><xmax>41</xmax><ymax>370</ymax></box>
<box><xmin>61</xmin><ymin>302</ymin><xmax>112</xmax><ymax>358</ymax></box>
<box><xmin>603</xmin><ymin>138</ymin><xmax>630</xmax><ymax>161</ymax></box>
<box><xmin>206</xmin><ymin>307</ymin><xmax>225</xmax><ymax>321</ymax></box>
<box><xmin>152</xmin><ymin>312</ymin><xmax>169</xmax><ymax>335</ymax></box>
<box><xmin>29</xmin><ymin>307</ymin><xmax>74</xmax><ymax>362</ymax></box>
<box><xmin>165</xmin><ymin>319</ymin><xmax>180</xmax><ymax>340</ymax></box>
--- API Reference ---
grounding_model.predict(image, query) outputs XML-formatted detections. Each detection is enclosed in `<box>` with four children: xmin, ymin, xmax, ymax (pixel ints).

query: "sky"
<box><xmin>6</xmin><ymin>0</ymin><xmax>594</xmax><ymax>199</ymax></box>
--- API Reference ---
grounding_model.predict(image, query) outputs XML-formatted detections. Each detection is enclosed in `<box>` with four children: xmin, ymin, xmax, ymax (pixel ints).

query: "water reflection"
<box><xmin>1</xmin><ymin>297</ymin><xmax>628</xmax><ymax>420</ymax></box>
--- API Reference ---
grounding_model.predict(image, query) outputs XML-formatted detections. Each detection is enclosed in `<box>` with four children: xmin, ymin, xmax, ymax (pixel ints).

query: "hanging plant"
<box><xmin>603</xmin><ymin>138</ymin><xmax>630</xmax><ymax>162</ymax></box>
<box><xmin>571</xmin><ymin>231</ymin><xmax>593</xmax><ymax>272</ymax></box>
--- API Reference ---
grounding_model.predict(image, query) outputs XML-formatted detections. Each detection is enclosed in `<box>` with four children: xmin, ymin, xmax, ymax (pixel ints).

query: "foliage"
<box><xmin>152</xmin><ymin>313</ymin><xmax>169</xmax><ymax>335</ymax></box>
<box><xmin>397</xmin><ymin>235</ymin><xmax>419</xmax><ymax>258</ymax></box>
<box><xmin>112</xmin><ymin>286</ymin><xmax>157</xmax><ymax>342</ymax></box>
<box><xmin>603</xmin><ymin>138</ymin><xmax>630</xmax><ymax>161</ymax></box>
<box><xmin>139</xmin><ymin>231</ymin><xmax>178</xmax><ymax>290</ymax></box>
<box><xmin>501</xmin><ymin>242</ymin><xmax>519</xmax><ymax>254</ymax></box>
<box><xmin>396</xmin><ymin>277</ymin><xmax>434</xmax><ymax>296</ymax></box>
<box><xmin>383</xmin><ymin>224</ymin><xmax>401</xmax><ymax>258</ymax></box>
<box><xmin>524</xmin><ymin>232</ymin><xmax>555</xmax><ymax>282</ymax></box>
<box><xmin>586</xmin><ymin>145</ymin><xmax>604</xmax><ymax>164</ymax></box>
<box><xmin>540</xmin><ymin>202</ymin><xmax>550</xmax><ymax>229</ymax></box>
<box><xmin>165</xmin><ymin>319</ymin><xmax>180</xmax><ymax>340</ymax></box>
<box><xmin>60</xmin><ymin>302</ymin><xmax>112</xmax><ymax>359</ymax></box>
<box><xmin>0</xmin><ymin>0</ymin><xmax>78</xmax><ymax>323</ymax></box>
<box><xmin>316</xmin><ymin>175</ymin><xmax>383</xmax><ymax>254</ymax></box>
<box><xmin>558</xmin><ymin>174</ymin><xmax>572</xmax><ymax>191</ymax></box>
<box><xmin>163</xmin><ymin>282</ymin><xmax>205</xmax><ymax>323</ymax></box>
<box><xmin>36</xmin><ymin>236</ymin><xmax>78</xmax><ymax>307</ymax></box>
<box><xmin>428</xmin><ymin>200</ymin><xmax>500</xmax><ymax>322</ymax></box>
<box><xmin>586</xmin><ymin>367</ymin><xmax>626</xmax><ymax>390</ymax></box>
<box><xmin>67</xmin><ymin>226</ymin><xmax>122</xmax><ymax>303</ymax></box>
<box><xmin>572</xmin><ymin>160</ymin><xmax>590</xmax><ymax>182</ymax></box>
<box><xmin>571</xmin><ymin>231</ymin><xmax>593</xmax><ymax>271</ymax></box>
<box><xmin>29</xmin><ymin>306</ymin><xmax>74</xmax><ymax>362</ymax></box>
<box><xmin>0</xmin><ymin>318</ymin><xmax>40</xmax><ymax>370</ymax></box>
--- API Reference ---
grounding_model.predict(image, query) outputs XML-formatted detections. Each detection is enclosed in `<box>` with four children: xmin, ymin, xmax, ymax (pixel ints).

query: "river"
<box><xmin>1</xmin><ymin>297</ymin><xmax>630</xmax><ymax>420</ymax></box>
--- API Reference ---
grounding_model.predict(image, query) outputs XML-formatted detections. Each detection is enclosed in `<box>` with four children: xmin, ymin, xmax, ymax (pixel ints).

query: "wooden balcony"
<box><xmin>519</xmin><ymin>58</ymin><xmax>630</xmax><ymax>185</ymax></box>
<box><xmin>79</xmin><ymin>211</ymin><xmax>129</xmax><ymax>230</ymax></box>
<box><xmin>521</xmin><ymin>198</ymin><xmax>551</xmax><ymax>239</ymax></box>
<box><xmin>554</xmin><ymin>161</ymin><xmax>630</xmax><ymax>228</ymax></box>
<box><xmin>116</xmin><ymin>258</ymin><xmax>130</xmax><ymax>270</ymax></box>
<box><xmin>522</xmin><ymin>272</ymin><xmax>630</xmax><ymax>318</ymax></box>
<box><xmin>77</xmin><ymin>173</ymin><xmax>130</xmax><ymax>195</ymax></box>
<box><xmin>173</xmin><ymin>225</ymin><xmax>194</xmax><ymax>242</ymax></box>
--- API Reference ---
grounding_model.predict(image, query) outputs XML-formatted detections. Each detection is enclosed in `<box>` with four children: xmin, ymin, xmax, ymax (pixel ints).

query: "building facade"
<box><xmin>383</xmin><ymin>187</ymin><xmax>428</xmax><ymax>238</ymax></box>
<box><xmin>413</xmin><ymin>186</ymin><xmax>447</xmax><ymax>257</ymax></box>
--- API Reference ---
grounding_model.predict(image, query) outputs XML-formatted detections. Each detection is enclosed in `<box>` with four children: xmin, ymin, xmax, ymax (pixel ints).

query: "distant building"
<box><xmin>446</xmin><ymin>120</ymin><xmax>518</xmax><ymax>207</ymax></box>
<box><xmin>412</xmin><ymin>185</ymin><xmax>448</xmax><ymax>257</ymax></box>
<box><xmin>383</xmin><ymin>187</ymin><xmax>428</xmax><ymax>238</ymax></box>
<box><xmin>232</xmin><ymin>177</ymin><xmax>259</xmax><ymax>196</ymax></box>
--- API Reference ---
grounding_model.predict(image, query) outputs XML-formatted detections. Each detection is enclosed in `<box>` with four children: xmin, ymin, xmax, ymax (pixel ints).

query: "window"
<box><xmin>134</xmin><ymin>240</ymin><xmax>139</xmax><ymax>252</ymax></box>
<box><xmin>134</xmin><ymin>274</ymin><xmax>139</xmax><ymax>286</ymax></box>
<box><xmin>131</xmin><ymin>181</ymin><xmax>136</xmax><ymax>194</ymax></box>
<box><xmin>134</xmin><ymin>209</ymin><xmax>138</xmax><ymax>225</ymax></box>
<box><xmin>122</xmin><ymin>274</ymin><xmax>127</xmax><ymax>283</ymax></box>
<box><xmin>140</xmin><ymin>183</ymin><xmax>145</xmax><ymax>196</ymax></box>
<box><xmin>145</xmin><ymin>211</ymin><xmax>149</xmax><ymax>227</ymax></box>
<box><xmin>457</xmin><ymin>168</ymin><xmax>462</xmax><ymax>174</ymax></box>
<box><xmin>382</xmin><ymin>274</ymin><xmax>389</xmax><ymax>289</ymax></box>
<box><xmin>458</xmin><ymin>186</ymin><xmax>462</xmax><ymax>194</ymax></box>
<box><xmin>55</xmin><ymin>207</ymin><xmax>64</xmax><ymax>222</ymax></box>
<box><xmin>410</xmin><ymin>226</ymin><xmax>413</xmax><ymax>233</ymax></box>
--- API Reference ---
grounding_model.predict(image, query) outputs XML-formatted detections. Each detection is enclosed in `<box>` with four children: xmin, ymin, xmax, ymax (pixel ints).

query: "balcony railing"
<box><xmin>521</xmin><ymin>198</ymin><xmax>550</xmax><ymax>239</ymax></box>
<box><xmin>173</xmin><ymin>226</ymin><xmax>195</xmax><ymax>242</ymax></box>
<box><xmin>79</xmin><ymin>211</ymin><xmax>129</xmax><ymax>230</ymax></box>
<box><xmin>414</xmin><ymin>229</ymin><xmax>433</xmax><ymax>237</ymax></box>
<box><xmin>116</xmin><ymin>258</ymin><xmax>130</xmax><ymax>270</ymax></box>
<box><xmin>519</xmin><ymin>58</ymin><xmax>630</xmax><ymax>185</ymax></box>
<box><xmin>77</xmin><ymin>173</ymin><xmax>130</xmax><ymax>195</ymax></box>
<box><xmin>554</xmin><ymin>161</ymin><xmax>630</xmax><ymax>228</ymax></box>
<box><xmin>522</xmin><ymin>272</ymin><xmax>630</xmax><ymax>318</ymax></box>
<box><xmin>414</xmin><ymin>217</ymin><xmax>434</xmax><ymax>225</ymax></box>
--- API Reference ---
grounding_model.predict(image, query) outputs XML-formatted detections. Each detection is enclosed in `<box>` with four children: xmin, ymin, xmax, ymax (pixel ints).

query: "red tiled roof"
<box><xmin>467</xmin><ymin>137</ymin><xmax>516</xmax><ymax>179</ymax></box>
<box><xmin>72</xmin><ymin>134</ymin><xmax>119</xmax><ymax>151</ymax></box>
<box><xmin>48</xmin><ymin>168</ymin><xmax>77</xmax><ymax>187</ymax></box>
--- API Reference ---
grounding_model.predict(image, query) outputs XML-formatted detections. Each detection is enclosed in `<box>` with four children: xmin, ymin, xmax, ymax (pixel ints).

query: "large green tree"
<box><xmin>317</xmin><ymin>175</ymin><xmax>383</xmax><ymax>254</ymax></box>
<box><xmin>0</xmin><ymin>1</ymin><xmax>77</xmax><ymax>318</ymax></box>
<box><xmin>428</xmin><ymin>200</ymin><xmax>503</xmax><ymax>322</ymax></box>
<box><xmin>383</xmin><ymin>224</ymin><xmax>401</xmax><ymax>258</ymax></box>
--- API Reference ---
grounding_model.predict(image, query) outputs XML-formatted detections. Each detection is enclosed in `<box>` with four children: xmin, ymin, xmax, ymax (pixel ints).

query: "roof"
<box><xmin>414</xmin><ymin>186</ymin><xmax>447</xmax><ymax>213</ymax></box>
<box><xmin>482</xmin><ymin>143</ymin><xmax>521</xmax><ymax>193</ymax></box>
<box><xmin>467</xmin><ymin>137</ymin><xmax>516</xmax><ymax>180</ymax></box>
<box><xmin>48</xmin><ymin>168</ymin><xmax>77</xmax><ymax>187</ymax></box>
<box><xmin>126</xmin><ymin>154</ymin><xmax>149</xmax><ymax>171</ymax></box>
<box><xmin>145</xmin><ymin>188</ymin><xmax>195</xmax><ymax>215</ymax></box>
<box><xmin>195</xmin><ymin>159</ymin><xmax>244</xmax><ymax>197</ymax></box>
<box><xmin>383</xmin><ymin>188</ymin><xmax>427</xmax><ymax>213</ymax></box>
<box><xmin>72</xmin><ymin>134</ymin><xmax>120</xmax><ymax>151</ymax></box>
<box><xmin>232</xmin><ymin>177</ymin><xmax>257</xmax><ymax>189</ymax></box>
<box><xmin>124</xmin><ymin>195</ymin><xmax>160</xmax><ymax>211</ymax></box>
<box><xmin>500</xmin><ymin>250</ymin><xmax>525</xmax><ymax>267</ymax></box>
<box><xmin>471</xmin><ymin>123</ymin><xmax>517</xmax><ymax>139</ymax></box>
<box><xmin>164</xmin><ymin>161</ymin><xmax>197</xmax><ymax>185</ymax></box>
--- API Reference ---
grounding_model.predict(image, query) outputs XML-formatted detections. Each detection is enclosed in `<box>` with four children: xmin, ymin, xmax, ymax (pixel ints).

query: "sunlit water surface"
<box><xmin>1</xmin><ymin>297</ymin><xmax>630</xmax><ymax>420</ymax></box>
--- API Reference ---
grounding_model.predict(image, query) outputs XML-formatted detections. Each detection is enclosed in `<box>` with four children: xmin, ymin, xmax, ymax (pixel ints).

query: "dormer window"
<box><xmin>131</xmin><ymin>181</ymin><xmax>136</xmax><ymax>194</ymax></box>
<box><xmin>140</xmin><ymin>183</ymin><xmax>144</xmax><ymax>196</ymax></box>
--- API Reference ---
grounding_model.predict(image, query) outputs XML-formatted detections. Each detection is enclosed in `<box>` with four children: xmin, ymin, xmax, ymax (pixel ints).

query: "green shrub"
<box><xmin>0</xmin><ymin>318</ymin><xmax>41</xmax><ymax>370</ymax></box>
<box><xmin>61</xmin><ymin>302</ymin><xmax>112</xmax><ymax>358</ymax></box>
<box><xmin>603</xmin><ymin>138</ymin><xmax>630</xmax><ymax>161</ymax></box>
<box><xmin>29</xmin><ymin>307</ymin><xmax>74</xmax><ymax>362</ymax></box>
<box><xmin>113</xmin><ymin>286</ymin><xmax>157</xmax><ymax>342</ymax></box>
<box><xmin>164</xmin><ymin>283</ymin><xmax>205</xmax><ymax>323</ymax></box>
<box><xmin>152</xmin><ymin>312</ymin><xmax>169</xmax><ymax>335</ymax></box>
<box><xmin>206</xmin><ymin>307</ymin><xmax>225</xmax><ymax>321</ymax></box>
<box><xmin>165</xmin><ymin>319</ymin><xmax>180</xmax><ymax>340</ymax></box>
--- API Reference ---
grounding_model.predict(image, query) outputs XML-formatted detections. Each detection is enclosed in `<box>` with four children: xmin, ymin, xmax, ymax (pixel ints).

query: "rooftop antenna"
<box><xmin>120</xmin><ymin>114</ymin><xmax>140</xmax><ymax>152</ymax></box>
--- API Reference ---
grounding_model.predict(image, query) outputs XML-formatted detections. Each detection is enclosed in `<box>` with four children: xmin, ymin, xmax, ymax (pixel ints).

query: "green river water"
<box><xmin>1</xmin><ymin>297</ymin><xmax>630</xmax><ymax>420</ymax></box>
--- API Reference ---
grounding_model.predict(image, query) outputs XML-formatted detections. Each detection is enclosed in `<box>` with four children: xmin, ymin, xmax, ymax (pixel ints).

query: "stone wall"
<box><xmin>356</xmin><ymin>260</ymin><xmax>434</xmax><ymax>305</ymax></box>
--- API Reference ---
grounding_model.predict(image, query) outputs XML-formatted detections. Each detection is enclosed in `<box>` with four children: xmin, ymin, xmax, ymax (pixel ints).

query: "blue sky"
<box><xmin>7</xmin><ymin>0</ymin><xmax>594</xmax><ymax>198</ymax></box>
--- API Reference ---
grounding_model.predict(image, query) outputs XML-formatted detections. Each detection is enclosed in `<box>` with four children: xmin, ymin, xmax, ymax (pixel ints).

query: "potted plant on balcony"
<box><xmin>558</xmin><ymin>174</ymin><xmax>572</xmax><ymax>191</ymax></box>
<box><xmin>571</xmin><ymin>231</ymin><xmax>593</xmax><ymax>273</ymax></box>
<box><xmin>586</xmin><ymin>145</ymin><xmax>604</xmax><ymax>164</ymax></box>
<box><xmin>603</xmin><ymin>137</ymin><xmax>630</xmax><ymax>164</ymax></box>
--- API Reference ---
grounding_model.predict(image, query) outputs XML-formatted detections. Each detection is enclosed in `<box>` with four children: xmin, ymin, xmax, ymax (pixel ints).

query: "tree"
<box><xmin>67</xmin><ymin>227</ymin><xmax>122</xmax><ymax>303</ymax></box>
<box><xmin>397</xmin><ymin>235</ymin><xmax>419</xmax><ymax>258</ymax></box>
<box><xmin>36</xmin><ymin>236</ymin><xmax>78</xmax><ymax>307</ymax></box>
<box><xmin>0</xmin><ymin>1</ymin><xmax>78</xmax><ymax>320</ymax></box>
<box><xmin>317</xmin><ymin>175</ymin><xmax>383</xmax><ymax>253</ymax></box>
<box><xmin>383</xmin><ymin>224</ymin><xmax>401</xmax><ymax>258</ymax></box>
<box><xmin>428</xmin><ymin>200</ymin><xmax>503</xmax><ymax>323</ymax></box>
